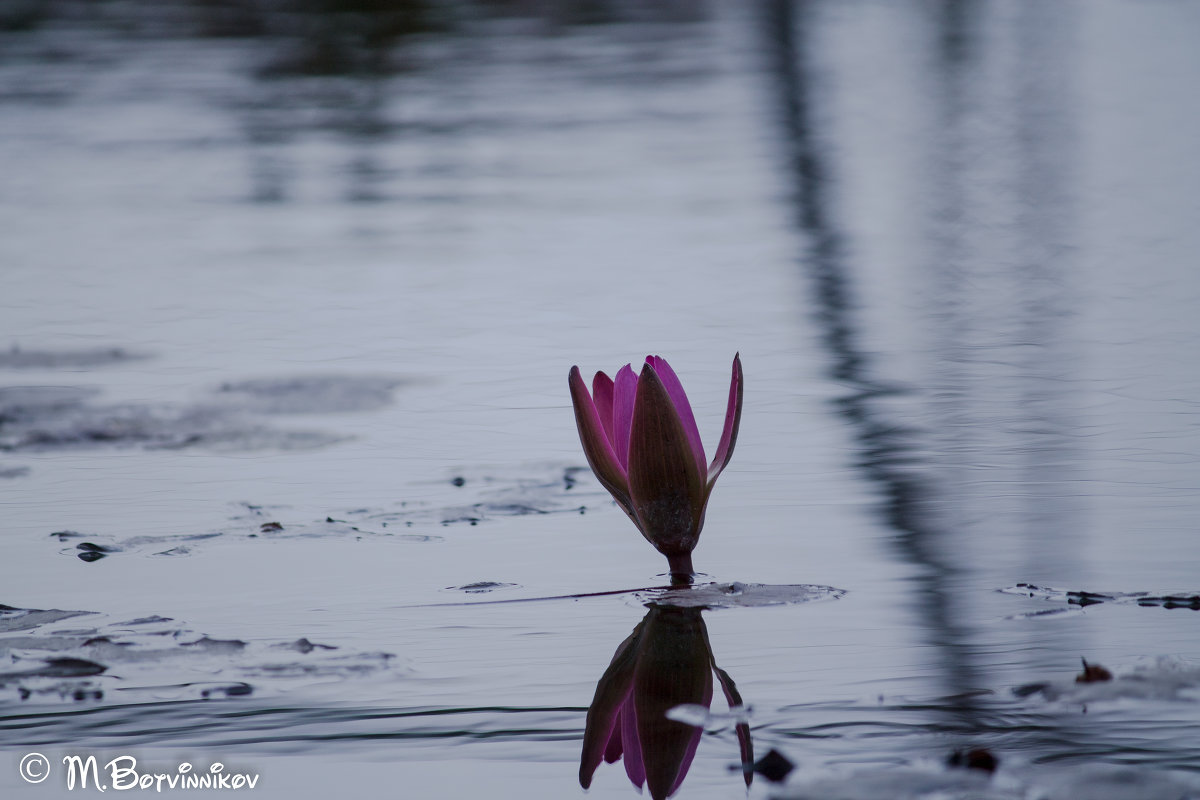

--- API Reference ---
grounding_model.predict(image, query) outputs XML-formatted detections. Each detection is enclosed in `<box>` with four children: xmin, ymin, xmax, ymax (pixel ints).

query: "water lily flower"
<box><xmin>568</xmin><ymin>354</ymin><xmax>743</xmax><ymax>577</ymax></box>
<box><xmin>579</xmin><ymin>605</ymin><xmax>752</xmax><ymax>800</ymax></box>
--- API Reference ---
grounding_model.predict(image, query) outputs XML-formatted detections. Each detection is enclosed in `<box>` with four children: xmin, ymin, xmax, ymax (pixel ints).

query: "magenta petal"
<box><xmin>569</xmin><ymin>366</ymin><xmax>633</xmax><ymax>520</ymax></box>
<box><xmin>646</xmin><ymin>356</ymin><xmax>707</xmax><ymax>479</ymax></box>
<box><xmin>612</xmin><ymin>364</ymin><xmax>638</xmax><ymax>469</ymax></box>
<box><xmin>621</xmin><ymin>698</ymin><xmax>646</xmax><ymax>789</ymax></box>
<box><xmin>592</xmin><ymin>371</ymin><xmax>615</xmax><ymax>446</ymax></box>
<box><xmin>706</xmin><ymin>353</ymin><xmax>743</xmax><ymax>490</ymax></box>
<box><xmin>627</xmin><ymin>363</ymin><xmax>708</xmax><ymax>558</ymax></box>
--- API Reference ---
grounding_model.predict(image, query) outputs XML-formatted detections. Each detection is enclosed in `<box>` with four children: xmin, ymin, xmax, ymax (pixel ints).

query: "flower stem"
<box><xmin>667</xmin><ymin>552</ymin><xmax>695</xmax><ymax>585</ymax></box>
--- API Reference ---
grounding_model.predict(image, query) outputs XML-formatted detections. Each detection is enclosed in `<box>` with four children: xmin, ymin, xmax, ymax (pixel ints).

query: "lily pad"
<box><xmin>0</xmin><ymin>603</ymin><xmax>397</xmax><ymax>704</ymax></box>
<box><xmin>634</xmin><ymin>582</ymin><xmax>846</xmax><ymax>610</ymax></box>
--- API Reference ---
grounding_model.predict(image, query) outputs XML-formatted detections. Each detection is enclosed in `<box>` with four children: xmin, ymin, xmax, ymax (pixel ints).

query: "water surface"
<box><xmin>2</xmin><ymin>1</ymin><xmax>1199</xmax><ymax>798</ymax></box>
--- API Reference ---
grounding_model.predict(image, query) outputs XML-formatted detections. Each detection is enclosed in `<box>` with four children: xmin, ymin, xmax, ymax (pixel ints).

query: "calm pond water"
<box><xmin>2</xmin><ymin>1</ymin><xmax>1199</xmax><ymax>798</ymax></box>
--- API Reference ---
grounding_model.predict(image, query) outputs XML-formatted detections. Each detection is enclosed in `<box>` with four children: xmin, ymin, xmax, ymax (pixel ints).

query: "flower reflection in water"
<box><xmin>580</xmin><ymin>604</ymin><xmax>752</xmax><ymax>800</ymax></box>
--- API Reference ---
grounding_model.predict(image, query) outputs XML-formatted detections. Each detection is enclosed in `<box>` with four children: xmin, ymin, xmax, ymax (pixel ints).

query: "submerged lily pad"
<box><xmin>0</xmin><ymin>345</ymin><xmax>148</xmax><ymax>369</ymax></box>
<box><xmin>215</xmin><ymin>374</ymin><xmax>408</xmax><ymax>414</ymax></box>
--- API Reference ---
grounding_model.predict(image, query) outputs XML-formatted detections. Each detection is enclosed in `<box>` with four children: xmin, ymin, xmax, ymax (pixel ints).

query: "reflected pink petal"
<box><xmin>668</xmin><ymin>676</ymin><xmax>713</xmax><ymax>796</ymax></box>
<box><xmin>621</xmin><ymin>698</ymin><xmax>646</xmax><ymax>789</ymax></box>
<box><xmin>603</xmin><ymin>709</ymin><xmax>624</xmax><ymax>764</ymax></box>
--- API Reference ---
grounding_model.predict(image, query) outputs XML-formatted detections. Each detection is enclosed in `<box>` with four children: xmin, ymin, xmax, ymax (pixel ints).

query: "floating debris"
<box><xmin>751</xmin><ymin>749</ymin><xmax>795</xmax><ymax>783</ymax></box>
<box><xmin>446</xmin><ymin>582</ymin><xmax>519</xmax><ymax>594</ymax></box>
<box><xmin>1002</xmin><ymin>583</ymin><xmax>1200</xmax><ymax>610</ymax></box>
<box><xmin>946</xmin><ymin>747</ymin><xmax>998</xmax><ymax>774</ymax></box>
<box><xmin>1014</xmin><ymin>655</ymin><xmax>1200</xmax><ymax>703</ymax></box>
<box><xmin>1076</xmin><ymin>658</ymin><xmax>1113</xmax><ymax>684</ymax></box>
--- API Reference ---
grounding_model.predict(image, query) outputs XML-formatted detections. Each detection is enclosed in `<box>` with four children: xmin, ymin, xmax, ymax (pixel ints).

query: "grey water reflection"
<box><xmin>757</xmin><ymin>0</ymin><xmax>1200</xmax><ymax>779</ymax></box>
<box><xmin>580</xmin><ymin>604</ymin><xmax>751</xmax><ymax>800</ymax></box>
<box><xmin>762</xmin><ymin>0</ymin><xmax>983</xmax><ymax>714</ymax></box>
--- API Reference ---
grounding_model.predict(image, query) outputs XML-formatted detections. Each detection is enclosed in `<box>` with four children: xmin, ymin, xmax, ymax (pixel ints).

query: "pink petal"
<box><xmin>627</xmin><ymin>363</ymin><xmax>708</xmax><ymax>561</ymax></box>
<box><xmin>569</xmin><ymin>366</ymin><xmax>633</xmax><ymax>520</ymax></box>
<box><xmin>646</xmin><ymin>356</ymin><xmax>707</xmax><ymax>479</ymax></box>
<box><xmin>706</xmin><ymin>353</ymin><xmax>743</xmax><ymax>490</ymax></box>
<box><xmin>592</xmin><ymin>371</ymin><xmax>615</xmax><ymax>447</ymax></box>
<box><xmin>612</xmin><ymin>364</ymin><xmax>638</xmax><ymax>469</ymax></box>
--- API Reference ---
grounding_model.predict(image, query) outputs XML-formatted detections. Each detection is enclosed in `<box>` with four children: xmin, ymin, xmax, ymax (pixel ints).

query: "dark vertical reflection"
<box><xmin>761</xmin><ymin>0</ymin><xmax>983</xmax><ymax>712</ymax></box>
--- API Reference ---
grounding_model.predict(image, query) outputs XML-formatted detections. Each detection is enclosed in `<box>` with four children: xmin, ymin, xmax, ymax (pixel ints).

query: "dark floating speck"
<box><xmin>201</xmin><ymin>683</ymin><xmax>253</xmax><ymax>698</ymax></box>
<box><xmin>451</xmin><ymin>476</ymin><xmax>466</xmax><ymax>487</ymax></box>
<box><xmin>947</xmin><ymin>747</ymin><xmax>998</xmax><ymax>773</ymax></box>
<box><xmin>275</xmin><ymin>638</ymin><xmax>337</xmax><ymax>654</ymax></box>
<box><xmin>1077</xmin><ymin>658</ymin><xmax>1113</xmax><ymax>683</ymax></box>
<box><xmin>76</xmin><ymin>542</ymin><xmax>117</xmax><ymax>562</ymax></box>
<box><xmin>260</xmin><ymin>521</ymin><xmax>284</xmax><ymax>532</ymax></box>
<box><xmin>751</xmin><ymin>749</ymin><xmax>794</xmax><ymax>783</ymax></box>
<box><xmin>448</xmin><ymin>581</ymin><xmax>519</xmax><ymax>594</ymax></box>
